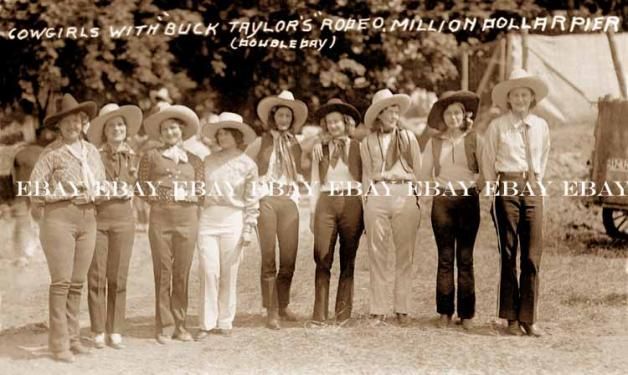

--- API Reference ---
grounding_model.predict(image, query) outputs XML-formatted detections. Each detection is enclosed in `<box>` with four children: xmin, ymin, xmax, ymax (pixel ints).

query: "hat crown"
<box><xmin>98</xmin><ymin>103</ymin><xmax>122</xmax><ymax>117</ymax></box>
<box><xmin>56</xmin><ymin>94</ymin><xmax>80</xmax><ymax>113</ymax></box>
<box><xmin>508</xmin><ymin>68</ymin><xmax>533</xmax><ymax>80</ymax></box>
<box><xmin>154</xmin><ymin>102</ymin><xmax>171</xmax><ymax>112</ymax></box>
<box><xmin>217</xmin><ymin>112</ymin><xmax>243</xmax><ymax>123</ymax></box>
<box><xmin>439</xmin><ymin>91</ymin><xmax>458</xmax><ymax>100</ymax></box>
<box><xmin>326</xmin><ymin>98</ymin><xmax>344</xmax><ymax>105</ymax></box>
<box><xmin>277</xmin><ymin>90</ymin><xmax>296</xmax><ymax>101</ymax></box>
<box><xmin>207</xmin><ymin>114</ymin><xmax>220</xmax><ymax>124</ymax></box>
<box><xmin>371</xmin><ymin>89</ymin><xmax>395</xmax><ymax>105</ymax></box>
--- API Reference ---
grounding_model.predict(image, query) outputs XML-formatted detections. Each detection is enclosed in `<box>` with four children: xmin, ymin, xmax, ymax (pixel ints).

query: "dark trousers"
<box><xmin>40</xmin><ymin>201</ymin><xmax>97</xmax><ymax>353</ymax></box>
<box><xmin>431</xmin><ymin>192</ymin><xmax>480</xmax><ymax>319</ymax></box>
<box><xmin>491</xmin><ymin>183</ymin><xmax>543</xmax><ymax>324</ymax></box>
<box><xmin>88</xmin><ymin>200</ymin><xmax>135</xmax><ymax>334</ymax></box>
<box><xmin>258</xmin><ymin>196</ymin><xmax>299</xmax><ymax>309</ymax></box>
<box><xmin>312</xmin><ymin>193</ymin><xmax>364</xmax><ymax>322</ymax></box>
<box><xmin>148</xmin><ymin>203</ymin><xmax>198</xmax><ymax>334</ymax></box>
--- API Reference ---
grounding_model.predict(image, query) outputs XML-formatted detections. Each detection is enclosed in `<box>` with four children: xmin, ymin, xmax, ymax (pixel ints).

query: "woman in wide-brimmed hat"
<box><xmin>85</xmin><ymin>103</ymin><xmax>142</xmax><ymax>349</ymax></box>
<box><xmin>421</xmin><ymin>90</ymin><xmax>482</xmax><ymax>330</ymax></box>
<box><xmin>137</xmin><ymin>102</ymin><xmax>204</xmax><ymax>344</ymax></box>
<box><xmin>360</xmin><ymin>89</ymin><xmax>422</xmax><ymax>327</ymax></box>
<box><xmin>481</xmin><ymin>68</ymin><xmax>550</xmax><ymax>337</ymax></box>
<box><xmin>309</xmin><ymin>98</ymin><xmax>364</xmax><ymax>324</ymax></box>
<box><xmin>244</xmin><ymin>90</ymin><xmax>307</xmax><ymax>330</ymax></box>
<box><xmin>195</xmin><ymin>112</ymin><xmax>259</xmax><ymax>340</ymax></box>
<box><xmin>29</xmin><ymin>93</ymin><xmax>106</xmax><ymax>362</ymax></box>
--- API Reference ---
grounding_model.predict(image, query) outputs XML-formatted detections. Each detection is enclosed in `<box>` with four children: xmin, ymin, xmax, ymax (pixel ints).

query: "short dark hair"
<box><xmin>441</xmin><ymin>102</ymin><xmax>473</xmax><ymax>132</ymax></box>
<box><xmin>266</xmin><ymin>106</ymin><xmax>294</xmax><ymax>131</ymax></box>
<box><xmin>216</xmin><ymin>127</ymin><xmax>245</xmax><ymax>150</ymax></box>
<box><xmin>319</xmin><ymin>114</ymin><xmax>356</xmax><ymax>136</ymax></box>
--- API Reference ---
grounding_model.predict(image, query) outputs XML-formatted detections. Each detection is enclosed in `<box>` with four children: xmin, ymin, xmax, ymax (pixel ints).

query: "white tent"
<box><xmin>510</xmin><ymin>33</ymin><xmax>628</xmax><ymax>125</ymax></box>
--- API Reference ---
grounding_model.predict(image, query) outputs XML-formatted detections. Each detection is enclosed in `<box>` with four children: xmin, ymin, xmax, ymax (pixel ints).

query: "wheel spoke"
<box><xmin>615</xmin><ymin>215</ymin><xmax>628</xmax><ymax>232</ymax></box>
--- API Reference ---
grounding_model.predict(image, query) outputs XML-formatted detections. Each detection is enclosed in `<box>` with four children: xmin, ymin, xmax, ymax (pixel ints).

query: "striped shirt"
<box><xmin>29</xmin><ymin>139</ymin><xmax>106</xmax><ymax>204</ymax></box>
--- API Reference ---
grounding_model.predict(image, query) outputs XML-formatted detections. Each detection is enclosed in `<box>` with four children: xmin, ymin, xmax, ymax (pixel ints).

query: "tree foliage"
<box><xmin>0</xmin><ymin>0</ymin><xmax>625</xmax><ymax>129</ymax></box>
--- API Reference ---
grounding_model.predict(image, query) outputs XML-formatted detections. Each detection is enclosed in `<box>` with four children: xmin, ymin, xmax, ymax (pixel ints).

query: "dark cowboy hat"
<box><xmin>44</xmin><ymin>94</ymin><xmax>97</xmax><ymax>128</ymax></box>
<box><xmin>427</xmin><ymin>90</ymin><xmax>480</xmax><ymax>131</ymax></box>
<box><xmin>314</xmin><ymin>98</ymin><xmax>361</xmax><ymax>124</ymax></box>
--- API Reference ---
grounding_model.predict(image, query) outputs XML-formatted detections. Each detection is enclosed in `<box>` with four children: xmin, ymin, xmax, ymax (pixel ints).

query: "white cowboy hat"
<box><xmin>44</xmin><ymin>93</ymin><xmax>97</xmax><ymax>128</ymax></box>
<box><xmin>143</xmin><ymin>102</ymin><xmax>199</xmax><ymax>141</ymax></box>
<box><xmin>491</xmin><ymin>68</ymin><xmax>548</xmax><ymax>110</ymax></box>
<box><xmin>364</xmin><ymin>89</ymin><xmax>411</xmax><ymax>129</ymax></box>
<box><xmin>201</xmin><ymin>112</ymin><xmax>257</xmax><ymax>145</ymax></box>
<box><xmin>87</xmin><ymin>103</ymin><xmax>142</xmax><ymax>146</ymax></box>
<box><xmin>256</xmin><ymin>90</ymin><xmax>308</xmax><ymax>133</ymax></box>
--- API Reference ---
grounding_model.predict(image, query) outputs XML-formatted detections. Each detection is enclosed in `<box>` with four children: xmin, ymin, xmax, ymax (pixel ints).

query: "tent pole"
<box><xmin>606</xmin><ymin>30</ymin><xmax>628</xmax><ymax>99</ymax></box>
<box><xmin>461</xmin><ymin>43</ymin><xmax>469</xmax><ymax>90</ymax></box>
<box><xmin>505</xmin><ymin>33</ymin><xmax>513</xmax><ymax>77</ymax></box>
<box><xmin>521</xmin><ymin>29</ymin><xmax>529</xmax><ymax>70</ymax></box>
<box><xmin>499</xmin><ymin>37</ymin><xmax>506</xmax><ymax>81</ymax></box>
<box><xmin>476</xmin><ymin>43</ymin><xmax>500</xmax><ymax>96</ymax></box>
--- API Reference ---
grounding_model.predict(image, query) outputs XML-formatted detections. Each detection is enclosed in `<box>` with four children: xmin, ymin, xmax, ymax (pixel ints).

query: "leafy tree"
<box><xmin>0</xmin><ymin>0</ymin><xmax>625</xmax><ymax>129</ymax></box>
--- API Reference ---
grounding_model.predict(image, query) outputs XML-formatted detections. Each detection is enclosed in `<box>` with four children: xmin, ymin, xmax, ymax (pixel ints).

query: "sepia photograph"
<box><xmin>0</xmin><ymin>1</ymin><xmax>626</xmax><ymax>373</ymax></box>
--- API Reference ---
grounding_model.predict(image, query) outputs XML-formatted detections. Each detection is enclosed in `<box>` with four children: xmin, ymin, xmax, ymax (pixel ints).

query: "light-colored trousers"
<box><xmin>364</xmin><ymin>183</ymin><xmax>421</xmax><ymax>315</ymax></box>
<box><xmin>197</xmin><ymin>205</ymin><xmax>244</xmax><ymax>330</ymax></box>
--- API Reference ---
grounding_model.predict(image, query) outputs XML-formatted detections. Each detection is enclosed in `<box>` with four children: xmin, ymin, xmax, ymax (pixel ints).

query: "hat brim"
<box><xmin>491</xmin><ymin>76</ymin><xmax>548</xmax><ymax>110</ymax></box>
<box><xmin>201</xmin><ymin>121</ymin><xmax>257</xmax><ymax>145</ymax></box>
<box><xmin>364</xmin><ymin>94</ymin><xmax>411</xmax><ymax>128</ymax></box>
<box><xmin>87</xmin><ymin>105</ymin><xmax>143</xmax><ymax>146</ymax></box>
<box><xmin>143</xmin><ymin>105</ymin><xmax>199</xmax><ymax>141</ymax></box>
<box><xmin>44</xmin><ymin>101</ymin><xmax>97</xmax><ymax>128</ymax></box>
<box><xmin>427</xmin><ymin>92</ymin><xmax>480</xmax><ymax>130</ymax></box>
<box><xmin>256</xmin><ymin>97</ymin><xmax>308</xmax><ymax>133</ymax></box>
<box><xmin>314</xmin><ymin>103</ymin><xmax>361</xmax><ymax>124</ymax></box>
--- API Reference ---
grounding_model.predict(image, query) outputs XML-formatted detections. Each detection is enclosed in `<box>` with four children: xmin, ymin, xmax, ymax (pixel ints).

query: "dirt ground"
<box><xmin>0</xmin><ymin>123</ymin><xmax>626</xmax><ymax>374</ymax></box>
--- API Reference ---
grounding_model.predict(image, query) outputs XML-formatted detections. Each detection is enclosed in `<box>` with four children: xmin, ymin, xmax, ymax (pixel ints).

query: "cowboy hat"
<box><xmin>256</xmin><ymin>90</ymin><xmax>308</xmax><ymax>133</ymax></box>
<box><xmin>364</xmin><ymin>89</ymin><xmax>411</xmax><ymax>129</ymax></box>
<box><xmin>87</xmin><ymin>103</ymin><xmax>143</xmax><ymax>146</ymax></box>
<box><xmin>44</xmin><ymin>94</ymin><xmax>97</xmax><ymax>128</ymax></box>
<box><xmin>427</xmin><ymin>90</ymin><xmax>480</xmax><ymax>131</ymax></box>
<box><xmin>201</xmin><ymin>112</ymin><xmax>257</xmax><ymax>145</ymax></box>
<box><xmin>314</xmin><ymin>98</ymin><xmax>361</xmax><ymax>124</ymax></box>
<box><xmin>143</xmin><ymin>102</ymin><xmax>199</xmax><ymax>141</ymax></box>
<box><xmin>491</xmin><ymin>68</ymin><xmax>548</xmax><ymax>110</ymax></box>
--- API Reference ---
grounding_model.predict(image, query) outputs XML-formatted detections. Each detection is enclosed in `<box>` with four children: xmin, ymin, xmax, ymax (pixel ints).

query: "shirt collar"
<box><xmin>508</xmin><ymin>111</ymin><xmax>539</xmax><ymax>129</ymax></box>
<box><xmin>270</xmin><ymin>129</ymin><xmax>293</xmax><ymax>138</ymax></box>
<box><xmin>100</xmin><ymin>142</ymin><xmax>135</xmax><ymax>154</ymax></box>
<box><xmin>436</xmin><ymin>130</ymin><xmax>468</xmax><ymax>141</ymax></box>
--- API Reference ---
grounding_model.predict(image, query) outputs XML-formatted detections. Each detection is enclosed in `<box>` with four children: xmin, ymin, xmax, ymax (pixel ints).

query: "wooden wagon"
<box><xmin>591</xmin><ymin>98</ymin><xmax>628</xmax><ymax>239</ymax></box>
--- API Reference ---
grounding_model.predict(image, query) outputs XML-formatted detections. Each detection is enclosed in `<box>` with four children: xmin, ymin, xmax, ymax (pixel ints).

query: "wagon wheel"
<box><xmin>602</xmin><ymin>208</ymin><xmax>628</xmax><ymax>240</ymax></box>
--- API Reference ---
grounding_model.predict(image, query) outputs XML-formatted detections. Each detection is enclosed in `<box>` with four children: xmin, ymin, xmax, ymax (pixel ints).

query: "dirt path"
<box><xmin>1</xmin><ymin>123</ymin><xmax>626</xmax><ymax>373</ymax></box>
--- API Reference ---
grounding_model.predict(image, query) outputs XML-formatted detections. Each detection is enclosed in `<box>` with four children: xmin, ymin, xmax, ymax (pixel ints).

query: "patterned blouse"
<box><xmin>29</xmin><ymin>139</ymin><xmax>106</xmax><ymax>204</ymax></box>
<box><xmin>202</xmin><ymin>150</ymin><xmax>260</xmax><ymax>229</ymax></box>
<box><xmin>137</xmin><ymin>145</ymin><xmax>204</xmax><ymax>203</ymax></box>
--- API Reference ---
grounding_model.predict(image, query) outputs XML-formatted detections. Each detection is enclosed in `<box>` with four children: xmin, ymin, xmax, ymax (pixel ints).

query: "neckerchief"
<box><xmin>162</xmin><ymin>144</ymin><xmax>188</xmax><ymax>164</ymax></box>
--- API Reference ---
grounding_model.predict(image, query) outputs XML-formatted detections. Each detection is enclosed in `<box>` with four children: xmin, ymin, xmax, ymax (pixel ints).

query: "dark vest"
<box><xmin>255</xmin><ymin>132</ymin><xmax>303</xmax><ymax>177</ymax></box>
<box><xmin>431</xmin><ymin>131</ymin><xmax>479</xmax><ymax>177</ymax></box>
<box><xmin>365</xmin><ymin>129</ymin><xmax>415</xmax><ymax>173</ymax></box>
<box><xmin>318</xmin><ymin>139</ymin><xmax>362</xmax><ymax>184</ymax></box>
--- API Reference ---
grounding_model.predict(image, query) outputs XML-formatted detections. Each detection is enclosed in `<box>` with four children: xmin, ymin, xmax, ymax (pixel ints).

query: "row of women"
<box><xmin>29</xmin><ymin>68</ymin><xmax>550</xmax><ymax>362</ymax></box>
